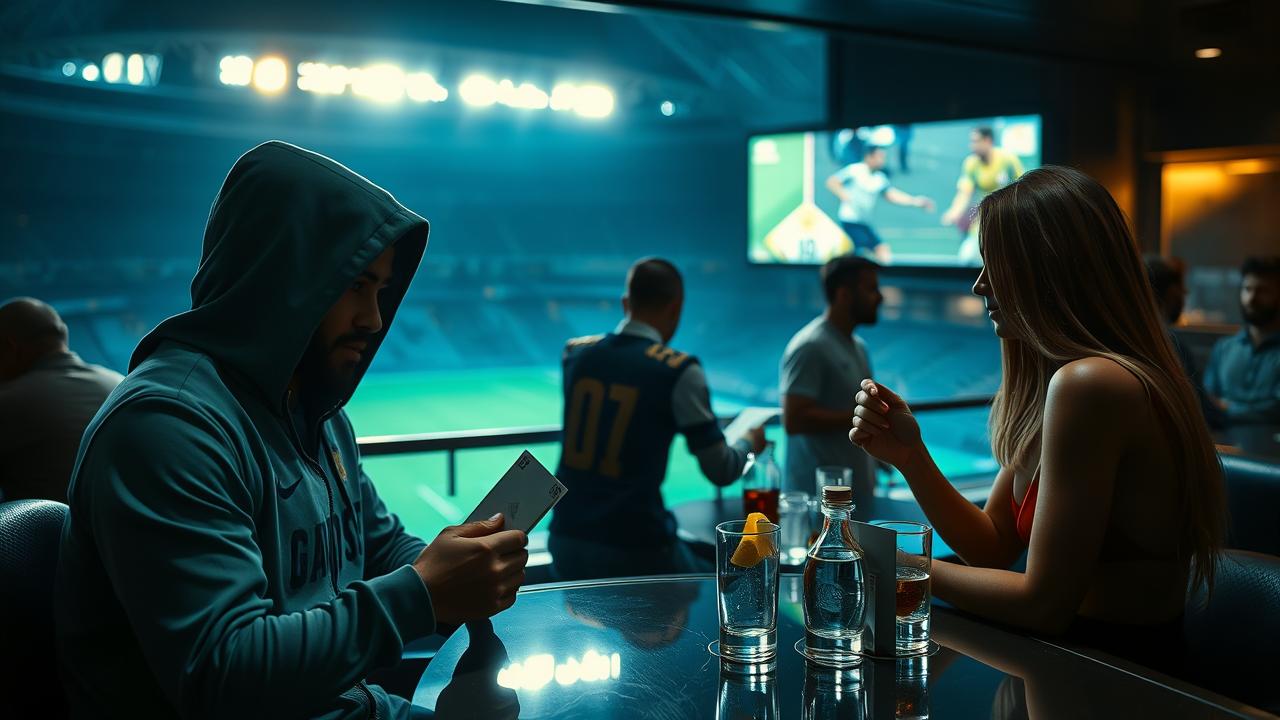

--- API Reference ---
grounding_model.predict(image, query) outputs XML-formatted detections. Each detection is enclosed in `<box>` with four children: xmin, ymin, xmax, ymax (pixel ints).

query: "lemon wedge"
<box><xmin>729</xmin><ymin>512</ymin><xmax>777</xmax><ymax>568</ymax></box>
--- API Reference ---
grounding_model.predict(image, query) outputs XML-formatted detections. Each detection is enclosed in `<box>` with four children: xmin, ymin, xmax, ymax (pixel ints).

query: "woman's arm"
<box><xmin>851</xmin><ymin>380</ymin><xmax>1023</xmax><ymax>568</ymax></box>
<box><xmin>929</xmin><ymin>359</ymin><xmax>1137</xmax><ymax>634</ymax></box>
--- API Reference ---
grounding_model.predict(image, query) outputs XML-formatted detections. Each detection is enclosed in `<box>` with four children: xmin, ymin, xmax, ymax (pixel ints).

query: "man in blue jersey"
<box><xmin>549</xmin><ymin>258</ymin><xmax>767</xmax><ymax>580</ymax></box>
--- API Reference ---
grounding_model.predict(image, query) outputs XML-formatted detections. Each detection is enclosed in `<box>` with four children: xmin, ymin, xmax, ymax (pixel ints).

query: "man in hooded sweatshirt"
<box><xmin>54</xmin><ymin>141</ymin><xmax>528</xmax><ymax>719</ymax></box>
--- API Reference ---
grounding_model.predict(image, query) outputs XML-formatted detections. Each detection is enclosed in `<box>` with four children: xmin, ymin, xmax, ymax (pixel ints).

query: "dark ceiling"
<box><xmin>3</xmin><ymin>0</ymin><xmax>1277</xmax><ymax>70</ymax></box>
<box><xmin>560</xmin><ymin>0</ymin><xmax>1280</xmax><ymax>70</ymax></box>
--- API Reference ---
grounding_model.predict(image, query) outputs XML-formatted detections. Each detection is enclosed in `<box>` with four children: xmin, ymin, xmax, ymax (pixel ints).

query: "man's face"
<box><xmin>1241</xmin><ymin>273</ymin><xmax>1280</xmax><ymax>328</ymax></box>
<box><xmin>663</xmin><ymin>289</ymin><xmax>685</xmax><ymax>344</ymax></box>
<box><xmin>864</xmin><ymin>148</ymin><xmax>886</xmax><ymax>171</ymax></box>
<box><xmin>1163</xmin><ymin>278</ymin><xmax>1187</xmax><ymax>325</ymax></box>
<box><xmin>297</xmin><ymin>245</ymin><xmax>395</xmax><ymax>399</ymax></box>
<box><xmin>970</xmin><ymin>131</ymin><xmax>993</xmax><ymax>157</ymax></box>
<box><xmin>846</xmin><ymin>269</ymin><xmax>883</xmax><ymax>325</ymax></box>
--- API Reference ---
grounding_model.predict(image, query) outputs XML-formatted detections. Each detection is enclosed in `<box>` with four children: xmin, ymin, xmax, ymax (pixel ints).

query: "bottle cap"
<box><xmin>822</xmin><ymin>485</ymin><xmax>853</xmax><ymax>505</ymax></box>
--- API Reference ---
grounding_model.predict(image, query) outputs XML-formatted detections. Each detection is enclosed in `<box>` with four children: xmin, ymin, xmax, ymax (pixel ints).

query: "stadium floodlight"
<box><xmin>572</xmin><ymin>84</ymin><xmax>614</xmax><ymax>119</ymax></box>
<box><xmin>405</xmin><ymin>72</ymin><xmax>448</xmax><ymax>103</ymax></box>
<box><xmin>351</xmin><ymin>63</ymin><xmax>405</xmax><ymax>103</ymax></box>
<box><xmin>126</xmin><ymin>54</ymin><xmax>145</xmax><ymax>85</ymax></box>
<box><xmin>62</xmin><ymin>62</ymin><xmax>76</xmax><ymax>77</ymax></box>
<box><xmin>549</xmin><ymin>83</ymin><xmax>576</xmax><ymax>112</ymax></box>
<box><xmin>144</xmin><ymin>54</ymin><xmax>162</xmax><ymax>85</ymax></box>
<box><xmin>102</xmin><ymin>53</ymin><xmax>124</xmax><ymax>83</ymax></box>
<box><xmin>548</xmin><ymin>83</ymin><xmax>615</xmax><ymax>119</ymax></box>
<box><xmin>500</xmin><ymin>80</ymin><xmax>549</xmax><ymax>110</ymax></box>
<box><xmin>297</xmin><ymin>62</ymin><xmax>350</xmax><ymax>95</ymax></box>
<box><xmin>252</xmin><ymin>56</ymin><xmax>288</xmax><ymax>94</ymax></box>
<box><xmin>81</xmin><ymin>63</ymin><xmax>100</xmax><ymax>82</ymax></box>
<box><xmin>660</xmin><ymin>100</ymin><xmax>674</xmax><ymax>117</ymax></box>
<box><xmin>219</xmin><ymin>55</ymin><xmax>253</xmax><ymax>86</ymax></box>
<box><xmin>459</xmin><ymin>74</ymin><xmax>498</xmax><ymax>107</ymax></box>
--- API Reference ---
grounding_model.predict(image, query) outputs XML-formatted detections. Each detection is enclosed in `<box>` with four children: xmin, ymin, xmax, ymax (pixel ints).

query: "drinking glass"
<box><xmin>871</xmin><ymin>521</ymin><xmax>932</xmax><ymax>654</ymax></box>
<box><xmin>716</xmin><ymin>520</ymin><xmax>780</xmax><ymax>663</ymax></box>
<box><xmin>815</xmin><ymin>466</ymin><xmax>853</xmax><ymax>498</ymax></box>
<box><xmin>778</xmin><ymin>491</ymin><xmax>813</xmax><ymax>565</ymax></box>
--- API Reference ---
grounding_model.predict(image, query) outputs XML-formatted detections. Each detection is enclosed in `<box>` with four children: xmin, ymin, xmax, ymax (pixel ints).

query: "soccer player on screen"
<box><xmin>941</xmin><ymin>126</ymin><xmax>1025</xmax><ymax>265</ymax></box>
<box><xmin>825</xmin><ymin>145</ymin><xmax>935</xmax><ymax>264</ymax></box>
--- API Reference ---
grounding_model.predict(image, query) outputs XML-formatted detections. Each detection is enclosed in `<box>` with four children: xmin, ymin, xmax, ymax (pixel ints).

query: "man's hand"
<box><xmin>916</xmin><ymin>196</ymin><xmax>936</xmax><ymax>213</ymax></box>
<box><xmin>746</xmin><ymin>425</ymin><xmax>768</xmax><ymax>455</ymax></box>
<box><xmin>413</xmin><ymin>514</ymin><xmax>528</xmax><ymax>625</ymax></box>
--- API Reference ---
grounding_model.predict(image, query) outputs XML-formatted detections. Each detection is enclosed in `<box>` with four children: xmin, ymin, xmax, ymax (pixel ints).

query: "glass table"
<box><xmin>411</xmin><ymin>575</ymin><xmax>1267</xmax><ymax>718</ymax></box>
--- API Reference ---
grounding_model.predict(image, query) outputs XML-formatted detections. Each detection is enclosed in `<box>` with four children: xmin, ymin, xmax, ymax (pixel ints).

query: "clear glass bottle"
<box><xmin>802</xmin><ymin>485</ymin><xmax>866</xmax><ymax>667</ymax></box>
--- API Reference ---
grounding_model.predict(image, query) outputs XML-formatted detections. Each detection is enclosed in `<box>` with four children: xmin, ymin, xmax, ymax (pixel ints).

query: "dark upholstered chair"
<box><xmin>0</xmin><ymin>499</ymin><xmax>69</xmax><ymax>717</ymax></box>
<box><xmin>1183</xmin><ymin>548</ymin><xmax>1280</xmax><ymax>714</ymax></box>
<box><xmin>1219</xmin><ymin>453</ymin><xmax>1280</xmax><ymax>557</ymax></box>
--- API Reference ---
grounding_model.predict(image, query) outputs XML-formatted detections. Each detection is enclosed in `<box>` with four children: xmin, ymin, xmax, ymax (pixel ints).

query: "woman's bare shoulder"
<box><xmin>1046</xmin><ymin>357</ymin><xmax>1146</xmax><ymax>423</ymax></box>
<box><xmin>1050</xmin><ymin>357</ymin><xmax>1144</xmax><ymax>395</ymax></box>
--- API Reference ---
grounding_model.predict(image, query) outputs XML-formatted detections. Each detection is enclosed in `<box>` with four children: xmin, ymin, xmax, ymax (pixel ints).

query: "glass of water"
<box><xmin>872</xmin><ymin>521</ymin><xmax>932</xmax><ymax>654</ymax></box>
<box><xmin>778</xmin><ymin>491</ymin><xmax>813</xmax><ymax>566</ymax></box>
<box><xmin>716</xmin><ymin>520</ymin><xmax>780</xmax><ymax>663</ymax></box>
<box><xmin>815</xmin><ymin>466</ymin><xmax>853</xmax><ymax>497</ymax></box>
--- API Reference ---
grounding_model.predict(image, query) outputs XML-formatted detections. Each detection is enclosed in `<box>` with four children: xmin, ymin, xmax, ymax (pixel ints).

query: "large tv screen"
<box><xmin>748</xmin><ymin>115</ymin><xmax>1041</xmax><ymax>267</ymax></box>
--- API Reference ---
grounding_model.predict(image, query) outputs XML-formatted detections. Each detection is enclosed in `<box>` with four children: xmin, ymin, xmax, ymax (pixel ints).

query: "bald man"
<box><xmin>0</xmin><ymin>297</ymin><xmax>122</xmax><ymax>502</ymax></box>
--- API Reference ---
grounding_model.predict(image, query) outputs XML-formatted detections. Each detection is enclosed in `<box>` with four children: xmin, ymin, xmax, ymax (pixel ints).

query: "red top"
<box><xmin>1011</xmin><ymin>474</ymin><xmax>1040</xmax><ymax>545</ymax></box>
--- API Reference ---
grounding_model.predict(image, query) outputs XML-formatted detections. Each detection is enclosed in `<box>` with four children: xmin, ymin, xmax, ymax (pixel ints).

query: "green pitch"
<box><xmin>346</xmin><ymin>367</ymin><xmax>737</xmax><ymax>541</ymax></box>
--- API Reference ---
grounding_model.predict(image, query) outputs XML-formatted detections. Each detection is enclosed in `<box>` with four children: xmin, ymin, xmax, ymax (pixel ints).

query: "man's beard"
<box><xmin>1242</xmin><ymin>302</ymin><xmax>1278</xmax><ymax>327</ymax></box>
<box><xmin>295</xmin><ymin>332</ymin><xmax>364</xmax><ymax>409</ymax></box>
<box><xmin>854</xmin><ymin>300</ymin><xmax>878</xmax><ymax>326</ymax></box>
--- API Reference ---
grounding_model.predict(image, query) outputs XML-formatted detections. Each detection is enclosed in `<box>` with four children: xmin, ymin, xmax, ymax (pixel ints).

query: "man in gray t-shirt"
<box><xmin>0</xmin><ymin>298</ymin><xmax>123</xmax><ymax>502</ymax></box>
<box><xmin>780</xmin><ymin>256</ymin><xmax>881</xmax><ymax>500</ymax></box>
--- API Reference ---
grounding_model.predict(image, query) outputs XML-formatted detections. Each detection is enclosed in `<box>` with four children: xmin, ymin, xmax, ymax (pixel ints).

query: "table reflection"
<box><xmin>719</xmin><ymin>661</ymin><xmax>780</xmax><ymax>720</ymax></box>
<box><xmin>801</xmin><ymin>663</ymin><xmax>866</xmax><ymax>720</ymax></box>
<box><xmin>413</xmin><ymin>576</ymin><xmax>1253</xmax><ymax>719</ymax></box>
<box><xmin>433</xmin><ymin>620</ymin><xmax>519</xmax><ymax>720</ymax></box>
<box><xmin>564</xmin><ymin>576</ymin><xmax>700</xmax><ymax>648</ymax></box>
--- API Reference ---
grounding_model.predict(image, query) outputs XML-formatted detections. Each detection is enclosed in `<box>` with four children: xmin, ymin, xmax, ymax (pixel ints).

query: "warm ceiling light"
<box><xmin>1225</xmin><ymin>158</ymin><xmax>1277</xmax><ymax>175</ymax></box>
<box><xmin>1195</xmin><ymin>47</ymin><xmax>1222</xmax><ymax>59</ymax></box>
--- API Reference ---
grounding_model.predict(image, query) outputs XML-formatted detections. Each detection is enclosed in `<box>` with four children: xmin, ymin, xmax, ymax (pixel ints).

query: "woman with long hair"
<box><xmin>850</xmin><ymin>166</ymin><xmax>1224</xmax><ymax>669</ymax></box>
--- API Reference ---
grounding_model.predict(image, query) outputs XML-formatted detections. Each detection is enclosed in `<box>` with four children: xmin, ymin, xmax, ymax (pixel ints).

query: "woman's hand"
<box><xmin>849</xmin><ymin>379</ymin><xmax>923</xmax><ymax>468</ymax></box>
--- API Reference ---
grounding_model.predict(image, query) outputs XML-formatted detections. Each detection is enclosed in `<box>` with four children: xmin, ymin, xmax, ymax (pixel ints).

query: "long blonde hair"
<box><xmin>979</xmin><ymin>165</ymin><xmax>1224</xmax><ymax>593</ymax></box>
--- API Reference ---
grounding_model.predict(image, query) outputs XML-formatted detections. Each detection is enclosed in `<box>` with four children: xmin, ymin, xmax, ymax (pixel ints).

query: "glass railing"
<box><xmin>356</xmin><ymin>397</ymin><xmax>995</xmax><ymax>542</ymax></box>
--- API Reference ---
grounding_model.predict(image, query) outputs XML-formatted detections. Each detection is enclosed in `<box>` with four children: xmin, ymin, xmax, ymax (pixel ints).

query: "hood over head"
<box><xmin>132</xmin><ymin>141</ymin><xmax>429</xmax><ymax>412</ymax></box>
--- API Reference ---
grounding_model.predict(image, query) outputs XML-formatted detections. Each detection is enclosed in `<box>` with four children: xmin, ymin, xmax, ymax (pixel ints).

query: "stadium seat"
<box><xmin>1182</xmin><ymin>549</ymin><xmax>1280</xmax><ymax>713</ymax></box>
<box><xmin>0</xmin><ymin>499</ymin><xmax>69</xmax><ymax>717</ymax></box>
<box><xmin>1219</xmin><ymin>453</ymin><xmax>1280</xmax><ymax>556</ymax></box>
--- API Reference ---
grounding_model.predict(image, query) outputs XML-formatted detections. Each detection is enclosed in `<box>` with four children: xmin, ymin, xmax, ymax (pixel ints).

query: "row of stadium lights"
<box><xmin>62</xmin><ymin>53</ymin><xmax>162</xmax><ymax>86</ymax></box>
<box><xmin>218</xmin><ymin>55</ymin><xmax>619</xmax><ymax>119</ymax></box>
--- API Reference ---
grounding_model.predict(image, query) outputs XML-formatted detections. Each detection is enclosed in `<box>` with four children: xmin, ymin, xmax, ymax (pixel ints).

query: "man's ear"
<box><xmin>621</xmin><ymin>296</ymin><xmax>630</xmax><ymax>316</ymax></box>
<box><xmin>667</xmin><ymin>297</ymin><xmax>683</xmax><ymax>323</ymax></box>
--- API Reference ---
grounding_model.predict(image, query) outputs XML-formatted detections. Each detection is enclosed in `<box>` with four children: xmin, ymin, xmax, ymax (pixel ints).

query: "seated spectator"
<box><xmin>1142</xmin><ymin>254</ymin><xmax>1222</xmax><ymax>427</ymax></box>
<box><xmin>1204</xmin><ymin>256</ymin><xmax>1280</xmax><ymax>425</ymax></box>
<box><xmin>0</xmin><ymin>297</ymin><xmax>122</xmax><ymax>502</ymax></box>
<box><xmin>850</xmin><ymin>166</ymin><xmax>1224</xmax><ymax>675</ymax></box>
<box><xmin>55</xmin><ymin>141</ymin><xmax>527</xmax><ymax>719</ymax></box>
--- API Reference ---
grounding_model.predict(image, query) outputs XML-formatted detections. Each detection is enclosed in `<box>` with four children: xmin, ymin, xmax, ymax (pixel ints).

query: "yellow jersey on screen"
<box><xmin>957</xmin><ymin>148</ymin><xmax>1025</xmax><ymax>195</ymax></box>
